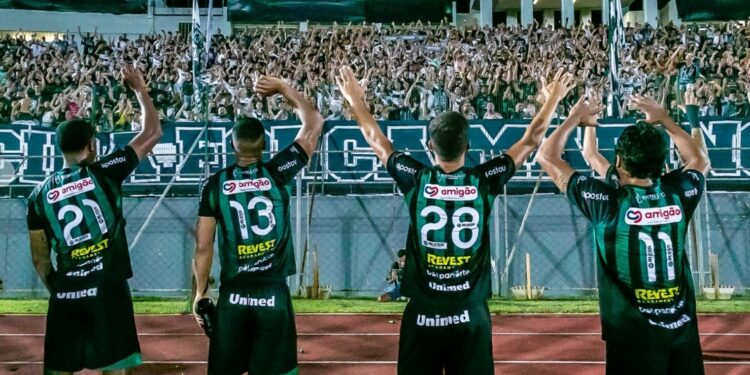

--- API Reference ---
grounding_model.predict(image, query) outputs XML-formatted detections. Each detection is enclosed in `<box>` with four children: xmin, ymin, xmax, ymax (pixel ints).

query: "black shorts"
<box><xmin>606</xmin><ymin>339</ymin><xmax>704</xmax><ymax>375</ymax></box>
<box><xmin>208</xmin><ymin>281</ymin><xmax>298</xmax><ymax>375</ymax></box>
<box><xmin>398</xmin><ymin>300</ymin><xmax>493</xmax><ymax>375</ymax></box>
<box><xmin>44</xmin><ymin>280</ymin><xmax>141</xmax><ymax>372</ymax></box>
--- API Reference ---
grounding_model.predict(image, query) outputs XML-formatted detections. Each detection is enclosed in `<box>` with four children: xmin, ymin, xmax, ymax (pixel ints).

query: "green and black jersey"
<box><xmin>567</xmin><ymin>168</ymin><xmax>705</xmax><ymax>347</ymax></box>
<box><xmin>387</xmin><ymin>152</ymin><xmax>515</xmax><ymax>308</ymax></box>
<box><xmin>26</xmin><ymin>147</ymin><xmax>140</xmax><ymax>289</ymax></box>
<box><xmin>199</xmin><ymin>142</ymin><xmax>308</xmax><ymax>287</ymax></box>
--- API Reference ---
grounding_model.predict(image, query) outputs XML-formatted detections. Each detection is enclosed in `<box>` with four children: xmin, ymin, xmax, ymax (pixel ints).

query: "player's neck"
<box><xmin>617</xmin><ymin>167</ymin><xmax>653</xmax><ymax>187</ymax></box>
<box><xmin>434</xmin><ymin>155</ymin><xmax>465</xmax><ymax>174</ymax></box>
<box><xmin>63</xmin><ymin>153</ymin><xmax>90</xmax><ymax>169</ymax></box>
<box><xmin>235</xmin><ymin>153</ymin><xmax>261</xmax><ymax>167</ymax></box>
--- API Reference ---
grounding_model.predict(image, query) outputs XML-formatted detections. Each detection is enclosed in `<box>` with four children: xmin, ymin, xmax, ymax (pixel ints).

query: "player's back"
<box><xmin>387</xmin><ymin>152</ymin><xmax>516</xmax><ymax>308</ymax></box>
<box><xmin>198</xmin><ymin>143</ymin><xmax>308</xmax><ymax>287</ymax></box>
<box><xmin>26</xmin><ymin>147</ymin><xmax>140</xmax><ymax>288</ymax></box>
<box><xmin>568</xmin><ymin>168</ymin><xmax>705</xmax><ymax>346</ymax></box>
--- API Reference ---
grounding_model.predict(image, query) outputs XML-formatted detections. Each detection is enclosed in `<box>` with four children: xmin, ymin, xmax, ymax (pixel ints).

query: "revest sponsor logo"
<box><xmin>222</xmin><ymin>178</ymin><xmax>272</xmax><ymax>195</ymax></box>
<box><xmin>46</xmin><ymin>177</ymin><xmax>96</xmax><ymax>203</ymax></box>
<box><xmin>237</xmin><ymin>239</ymin><xmax>276</xmax><ymax>259</ymax></box>
<box><xmin>635</xmin><ymin>287</ymin><xmax>680</xmax><ymax>304</ymax></box>
<box><xmin>70</xmin><ymin>239</ymin><xmax>110</xmax><ymax>259</ymax></box>
<box><xmin>581</xmin><ymin>191</ymin><xmax>609</xmax><ymax>201</ymax></box>
<box><xmin>100</xmin><ymin>156</ymin><xmax>126</xmax><ymax>169</ymax></box>
<box><xmin>625</xmin><ymin>205</ymin><xmax>683</xmax><ymax>226</ymax></box>
<box><xmin>422</xmin><ymin>184</ymin><xmax>478</xmax><ymax>201</ymax></box>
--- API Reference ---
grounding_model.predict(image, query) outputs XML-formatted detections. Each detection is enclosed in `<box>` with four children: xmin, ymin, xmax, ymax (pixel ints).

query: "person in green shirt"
<box><xmin>337</xmin><ymin>65</ymin><xmax>575</xmax><ymax>375</ymax></box>
<box><xmin>26</xmin><ymin>65</ymin><xmax>163</xmax><ymax>374</ymax></box>
<box><xmin>193</xmin><ymin>76</ymin><xmax>323</xmax><ymax>375</ymax></box>
<box><xmin>538</xmin><ymin>93</ymin><xmax>710</xmax><ymax>375</ymax></box>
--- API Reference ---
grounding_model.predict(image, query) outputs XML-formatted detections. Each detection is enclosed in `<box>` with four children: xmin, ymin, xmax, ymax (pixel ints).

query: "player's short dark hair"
<box><xmin>232</xmin><ymin>117</ymin><xmax>265</xmax><ymax>143</ymax></box>
<box><xmin>429</xmin><ymin>111</ymin><xmax>469</xmax><ymax>162</ymax></box>
<box><xmin>615</xmin><ymin>122</ymin><xmax>667</xmax><ymax>179</ymax></box>
<box><xmin>397</xmin><ymin>249</ymin><xmax>407</xmax><ymax>257</ymax></box>
<box><xmin>55</xmin><ymin>119</ymin><xmax>95</xmax><ymax>153</ymax></box>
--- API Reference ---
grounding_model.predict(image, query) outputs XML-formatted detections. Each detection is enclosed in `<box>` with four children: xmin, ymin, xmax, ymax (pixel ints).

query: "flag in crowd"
<box><xmin>191</xmin><ymin>0</ymin><xmax>206</xmax><ymax>117</ymax></box>
<box><xmin>607</xmin><ymin>0</ymin><xmax>624</xmax><ymax>117</ymax></box>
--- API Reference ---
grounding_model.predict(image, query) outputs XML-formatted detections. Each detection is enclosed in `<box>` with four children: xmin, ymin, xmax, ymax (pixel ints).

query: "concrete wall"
<box><xmin>2</xmin><ymin>192</ymin><xmax>748</xmax><ymax>298</ymax></box>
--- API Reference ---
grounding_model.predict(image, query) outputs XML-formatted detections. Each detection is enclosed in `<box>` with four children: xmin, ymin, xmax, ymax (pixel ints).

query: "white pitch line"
<box><xmin>0</xmin><ymin>361</ymin><xmax>746</xmax><ymax>366</ymax></box>
<box><xmin>1</xmin><ymin>332</ymin><xmax>749</xmax><ymax>337</ymax></box>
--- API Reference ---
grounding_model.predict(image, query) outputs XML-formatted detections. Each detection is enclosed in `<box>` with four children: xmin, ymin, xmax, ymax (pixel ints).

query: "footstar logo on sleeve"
<box><xmin>46</xmin><ymin>177</ymin><xmax>96</xmax><ymax>203</ymax></box>
<box><xmin>416</xmin><ymin>310</ymin><xmax>470</xmax><ymax>326</ymax></box>
<box><xmin>625</xmin><ymin>205</ymin><xmax>683</xmax><ymax>225</ymax></box>
<box><xmin>222</xmin><ymin>178</ymin><xmax>272</xmax><ymax>195</ymax></box>
<box><xmin>423</xmin><ymin>184</ymin><xmax>478</xmax><ymax>201</ymax></box>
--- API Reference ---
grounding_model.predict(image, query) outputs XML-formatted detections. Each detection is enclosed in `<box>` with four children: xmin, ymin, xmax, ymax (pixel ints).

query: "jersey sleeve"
<box><xmin>386</xmin><ymin>151</ymin><xmax>426</xmax><ymax>194</ymax></box>
<box><xmin>197</xmin><ymin>177</ymin><xmax>217</xmax><ymax>218</ymax></box>
<box><xmin>92</xmin><ymin>146</ymin><xmax>140</xmax><ymax>183</ymax></box>
<box><xmin>474</xmin><ymin>153</ymin><xmax>516</xmax><ymax>196</ymax></box>
<box><xmin>662</xmin><ymin>168</ymin><xmax>705</xmax><ymax>215</ymax></box>
<box><xmin>265</xmin><ymin>142</ymin><xmax>310</xmax><ymax>186</ymax></box>
<box><xmin>567</xmin><ymin>172</ymin><xmax>618</xmax><ymax>224</ymax></box>
<box><xmin>26</xmin><ymin>189</ymin><xmax>45</xmax><ymax>231</ymax></box>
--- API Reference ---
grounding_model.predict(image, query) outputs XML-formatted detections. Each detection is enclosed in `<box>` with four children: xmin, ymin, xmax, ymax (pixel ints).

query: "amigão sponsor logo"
<box><xmin>625</xmin><ymin>205</ymin><xmax>683</xmax><ymax>225</ymax></box>
<box><xmin>422</xmin><ymin>184</ymin><xmax>478</xmax><ymax>201</ymax></box>
<box><xmin>46</xmin><ymin>177</ymin><xmax>96</xmax><ymax>203</ymax></box>
<box><xmin>222</xmin><ymin>178</ymin><xmax>272</xmax><ymax>195</ymax></box>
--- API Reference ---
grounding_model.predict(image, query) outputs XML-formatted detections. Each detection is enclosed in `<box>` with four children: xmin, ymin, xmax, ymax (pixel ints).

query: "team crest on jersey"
<box><xmin>625</xmin><ymin>205</ymin><xmax>683</xmax><ymax>225</ymax></box>
<box><xmin>423</xmin><ymin>184</ymin><xmax>478</xmax><ymax>201</ymax></box>
<box><xmin>222</xmin><ymin>178</ymin><xmax>272</xmax><ymax>195</ymax></box>
<box><xmin>46</xmin><ymin>177</ymin><xmax>96</xmax><ymax>203</ymax></box>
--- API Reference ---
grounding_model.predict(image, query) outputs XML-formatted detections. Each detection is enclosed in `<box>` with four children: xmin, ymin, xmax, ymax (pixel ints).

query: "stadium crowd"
<box><xmin>1</xmin><ymin>20</ymin><xmax>750</xmax><ymax>130</ymax></box>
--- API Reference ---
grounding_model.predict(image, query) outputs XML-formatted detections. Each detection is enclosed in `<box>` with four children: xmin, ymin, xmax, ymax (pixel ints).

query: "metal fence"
<box><xmin>1</xmin><ymin>118</ymin><xmax>749</xmax><ymax>298</ymax></box>
<box><xmin>1</xmin><ymin>159</ymin><xmax>748</xmax><ymax>299</ymax></box>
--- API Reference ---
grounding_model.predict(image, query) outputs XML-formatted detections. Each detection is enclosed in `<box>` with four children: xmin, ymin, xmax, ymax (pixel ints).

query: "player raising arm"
<box><xmin>26</xmin><ymin>65</ymin><xmax>162</xmax><ymax>375</ymax></box>
<box><xmin>537</xmin><ymin>94</ymin><xmax>709</xmax><ymax>375</ymax></box>
<box><xmin>581</xmin><ymin>88</ymin><xmax>708</xmax><ymax>185</ymax></box>
<box><xmin>192</xmin><ymin>76</ymin><xmax>323</xmax><ymax>375</ymax></box>
<box><xmin>337</xmin><ymin>65</ymin><xmax>574</xmax><ymax>375</ymax></box>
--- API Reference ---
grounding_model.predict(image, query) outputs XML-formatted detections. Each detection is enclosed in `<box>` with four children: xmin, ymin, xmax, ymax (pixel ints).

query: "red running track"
<box><xmin>1</xmin><ymin>314</ymin><xmax>748</xmax><ymax>374</ymax></box>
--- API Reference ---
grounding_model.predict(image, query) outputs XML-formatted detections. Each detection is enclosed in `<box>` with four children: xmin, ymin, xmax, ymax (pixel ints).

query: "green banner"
<box><xmin>676</xmin><ymin>0</ymin><xmax>750</xmax><ymax>21</ymax></box>
<box><xmin>228</xmin><ymin>0</ymin><xmax>450</xmax><ymax>23</ymax></box>
<box><xmin>0</xmin><ymin>0</ymin><xmax>147</xmax><ymax>14</ymax></box>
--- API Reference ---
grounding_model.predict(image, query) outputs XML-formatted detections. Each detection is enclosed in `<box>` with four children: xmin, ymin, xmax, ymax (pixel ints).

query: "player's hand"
<box><xmin>254</xmin><ymin>75</ymin><xmax>287</xmax><ymax>97</ymax></box>
<box><xmin>192</xmin><ymin>294</ymin><xmax>205</xmax><ymax>327</ymax></box>
<box><xmin>569</xmin><ymin>93</ymin><xmax>605</xmax><ymax>127</ymax></box>
<box><xmin>121</xmin><ymin>64</ymin><xmax>147</xmax><ymax>93</ymax></box>
<box><xmin>335</xmin><ymin>66</ymin><xmax>365</xmax><ymax>105</ymax></box>
<box><xmin>629</xmin><ymin>95</ymin><xmax>669</xmax><ymax>124</ymax></box>
<box><xmin>540</xmin><ymin>68</ymin><xmax>576</xmax><ymax>103</ymax></box>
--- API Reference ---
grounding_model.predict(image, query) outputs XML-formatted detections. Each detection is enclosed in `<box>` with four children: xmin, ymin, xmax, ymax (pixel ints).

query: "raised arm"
<box><xmin>255</xmin><ymin>76</ymin><xmax>323</xmax><ymax>158</ymax></box>
<box><xmin>122</xmin><ymin>65</ymin><xmax>163</xmax><ymax>160</ymax></box>
<box><xmin>582</xmin><ymin>121</ymin><xmax>610</xmax><ymax>177</ymax></box>
<box><xmin>336</xmin><ymin>66</ymin><xmax>394</xmax><ymax>166</ymax></box>
<box><xmin>505</xmin><ymin>69</ymin><xmax>576</xmax><ymax>169</ymax></box>
<box><xmin>630</xmin><ymin>95</ymin><xmax>710</xmax><ymax>175</ymax></box>
<box><xmin>538</xmin><ymin>95</ymin><xmax>605</xmax><ymax>192</ymax></box>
